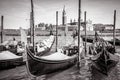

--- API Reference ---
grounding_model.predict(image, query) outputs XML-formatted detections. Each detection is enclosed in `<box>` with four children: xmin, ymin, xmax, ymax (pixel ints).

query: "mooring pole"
<box><xmin>84</xmin><ymin>11</ymin><xmax>87</xmax><ymax>57</ymax></box>
<box><xmin>1</xmin><ymin>16</ymin><xmax>4</xmax><ymax>43</ymax></box>
<box><xmin>30</xmin><ymin>12</ymin><xmax>32</xmax><ymax>43</ymax></box>
<box><xmin>31</xmin><ymin>0</ymin><xmax>35</xmax><ymax>53</ymax></box>
<box><xmin>56</xmin><ymin>11</ymin><xmax>58</xmax><ymax>52</ymax></box>
<box><xmin>78</xmin><ymin>0</ymin><xmax>81</xmax><ymax>69</ymax></box>
<box><xmin>113</xmin><ymin>10</ymin><xmax>116</xmax><ymax>50</ymax></box>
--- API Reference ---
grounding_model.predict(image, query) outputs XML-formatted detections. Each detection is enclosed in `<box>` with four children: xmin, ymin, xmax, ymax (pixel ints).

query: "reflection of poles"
<box><xmin>1</xmin><ymin>16</ymin><xmax>3</xmax><ymax>43</ymax></box>
<box><xmin>56</xmin><ymin>11</ymin><xmax>58</xmax><ymax>52</ymax></box>
<box><xmin>78</xmin><ymin>0</ymin><xmax>81</xmax><ymax>69</ymax></box>
<box><xmin>113</xmin><ymin>10</ymin><xmax>116</xmax><ymax>50</ymax></box>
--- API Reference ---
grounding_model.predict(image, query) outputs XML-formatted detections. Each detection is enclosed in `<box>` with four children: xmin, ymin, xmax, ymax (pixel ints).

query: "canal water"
<box><xmin>0</xmin><ymin>35</ymin><xmax>120</xmax><ymax>80</ymax></box>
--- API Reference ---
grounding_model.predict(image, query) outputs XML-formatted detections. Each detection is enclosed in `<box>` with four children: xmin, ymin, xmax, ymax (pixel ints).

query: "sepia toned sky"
<box><xmin>0</xmin><ymin>0</ymin><xmax>120</xmax><ymax>29</ymax></box>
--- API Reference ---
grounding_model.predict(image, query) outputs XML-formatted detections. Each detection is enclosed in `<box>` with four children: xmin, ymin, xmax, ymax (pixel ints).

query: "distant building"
<box><xmin>3</xmin><ymin>29</ymin><xmax>20</xmax><ymax>36</ymax></box>
<box><xmin>104</xmin><ymin>24</ymin><xmax>113</xmax><ymax>30</ymax></box>
<box><xmin>1</xmin><ymin>28</ymin><xmax>28</xmax><ymax>36</ymax></box>
<box><xmin>36</xmin><ymin>23</ymin><xmax>46</xmax><ymax>30</ymax></box>
<box><xmin>93</xmin><ymin>24</ymin><xmax>105</xmax><ymax>31</ymax></box>
<box><xmin>102</xmin><ymin>24</ymin><xmax>120</xmax><ymax>33</ymax></box>
<box><xmin>93</xmin><ymin>23</ymin><xmax>120</xmax><ymax>33</ymax></box>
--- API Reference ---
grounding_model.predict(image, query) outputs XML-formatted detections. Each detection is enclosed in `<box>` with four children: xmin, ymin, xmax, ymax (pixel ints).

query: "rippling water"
<box><xmin>0</xmin><ymin>35</ymin><xmax>120</xmax><ymax>80</ymax></box>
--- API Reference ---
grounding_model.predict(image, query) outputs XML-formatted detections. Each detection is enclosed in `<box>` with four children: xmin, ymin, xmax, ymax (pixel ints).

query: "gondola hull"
<box><xmin>90</xmin><ymin>48</ymin><xmax>119</xmax><ymax>75</ymax></box>
<box><xmin>0</xmin><ymin>51</ymin><xmax>24</xmax><ymax>70</ymax></box>
<box><xmin>26</xmin><ymin>47</ymin><xmax>77</xmax><ymax>76</ymax></box>
<box><xmin>92</xmin><ymin>58</ymin><xmax>118</xmax><ymax>75</ymax></box>
<box><xmin>81</xmin><ymin>36</ymin><xmax>94</xmax><ymax>43</ymax></box>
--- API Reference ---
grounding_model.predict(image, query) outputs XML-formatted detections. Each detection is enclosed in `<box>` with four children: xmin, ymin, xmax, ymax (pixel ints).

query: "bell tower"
<box><xmin>62</xmin><ymin>5</ymin><xmax>66</xmax><ymax>26</ymax></box>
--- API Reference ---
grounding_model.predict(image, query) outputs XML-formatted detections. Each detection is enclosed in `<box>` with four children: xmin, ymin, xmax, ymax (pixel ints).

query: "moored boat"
<box><xmin>81</xmin><ymin>35</ymin><xmax>94</xmax><ymax>43</ymax></box>
<box><xmin>81</xmin><ymin>35</ymin><xmax>120</xmax><ymax>46</ymax></box>
<box><xmin>90</xmin><ymin>43</ymin><xmax>119</xmax><ymax>75</ymax></box>
<box><xmin>26</xmin><ymin>45</ymin><xmax>83</xmax><ymax>76</ymax></box>
<box><xmin>104</xmin><ymin>38</ymin><xmax>120</xmax><ymax>46</ymax></box>
<box><xmin>0</xmin><ymin>40</ymin><xmax>25</xmax><ymax>56</ymax></box>
<box><xmin>0</xmin><ymin>51</ymin><xmax>23</xmax><ymax>70</ymax></box>
<box><xmin>88</xmin><ymin>34</ymin><xmax>119</xmax><ymax>75</ymax></box>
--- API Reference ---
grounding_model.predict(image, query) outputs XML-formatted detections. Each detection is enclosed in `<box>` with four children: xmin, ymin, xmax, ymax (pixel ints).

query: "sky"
<box><xmin>0</xmin><ymin>0</ymin><xmax>120</xmax><ymax>29</ymax></box>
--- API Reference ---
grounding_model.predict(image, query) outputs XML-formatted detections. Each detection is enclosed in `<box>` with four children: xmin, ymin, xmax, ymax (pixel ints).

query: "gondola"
<box><xmin>0</xmin><ymin>28</ymin><xmax>27</xmax><ymax>56</ymax></box>
<box><xmin>0</xmin><ymin>40</ymin><xmax>27</xmax><ymax>57</ymax></box>
<box><xmin>26</xmin><ymin>45</ymin><xmax>83</xmax><ymax>76</ymax></box>
<box><xmin>0</xmin><ymin>40</ymin><xmax>22</xmax><ymax>55</ymax></box>
<box><xmin>81</xmin><ymin>35</ymin><xmax>94</xmax><ymax>43</ymax></box>
<box><xmin>0</xmin><ymin>40</ymin><xmax>28</xmax><ymax>56</ymax></box>
<box><xmin>25</xmin><ymin>0</ymin><xmax>84</xmax><ymax>77</ymax></box>
<box><xmin>81</xmin><ymin>35</ymin><xmax>120</xmax><ymax>46</ymax></box>
<box><xmin>26</xmin><ymin>34</ymin><xmax>83</xmax><ymax>76</ymax></box>
<box><xmin>89</xmin><ymin>32</ymin><xmax>119</xmax><ymax>75</ymax></box>
<box><xmin>90</xmin><ymin>43</ymin><xmax>119</xmax><ymax>75</ymax></box>
<box><xmin>105</xmin><ymin>38</ymin><xmax>120</xmax><ymax>46</ymax></box>
<box><xmin>0</xmin><ymin>50</ymin><xmax>23</xmax><ymax>70</ymax></box>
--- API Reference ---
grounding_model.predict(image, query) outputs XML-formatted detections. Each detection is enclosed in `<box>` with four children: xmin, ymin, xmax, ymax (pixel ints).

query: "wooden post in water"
<box><xmin>77</xmin><ymin>0</ymin><xmax>81</xmax><ymax>69</ymax></box>
<box><xmin>31</xmin><ymin>0</ymin><xmax>35</xmax><ymax>53</ymax></box>
<box><xmin>84</xmin><ymin>11</ymin><xmax>87</xmax><ymax>57</ymax></box>
<box><xmin>30</xmin><ymin>12</ymin><xmax>32</xmax><ymax>43</ymax></box>
<box><xmin>56</xmin><ymin>11</ymin><xmax>58</xmax><ymax>52</ymax></box>
<box><xmin>113</xmin><ymin>10</ymin><xmax>116</xmax><ymax>50</ymax></box>
<box><xmin>1</xmin><ymin>16</ymin><xmax>3</xmax><ymax>43</ymax></box>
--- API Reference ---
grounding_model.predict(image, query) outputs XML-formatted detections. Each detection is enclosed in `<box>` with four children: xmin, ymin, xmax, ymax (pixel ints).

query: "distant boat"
<box><xmin>0</xmin><ymin>51</ymin><xmax>23</xmax><ymax>70</ymax></box>
<box><xmin>81</xmin><ymin>35</ymin><xmax>120</xmax><ymax>46</ymax></box>
<box><xmin>103</xmin><ymin>37</ymin><xmax>120</xmax><ymax>46</ymax></box>
<box><xmin>81</xmin><ymin>35</ymin><xmax>94</xmax><ymax>43</ymax></box>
